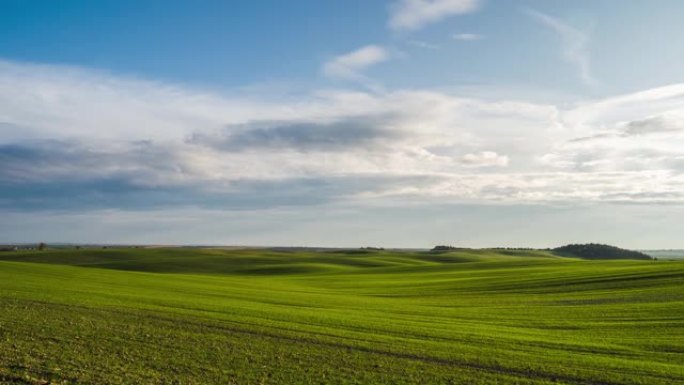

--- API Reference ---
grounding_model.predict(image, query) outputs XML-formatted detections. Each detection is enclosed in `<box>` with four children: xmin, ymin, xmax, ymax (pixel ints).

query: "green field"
<box><xmin>0</xmin><ymin>248</ymin><xmax>682</xmax><ymax>384</ymax></box>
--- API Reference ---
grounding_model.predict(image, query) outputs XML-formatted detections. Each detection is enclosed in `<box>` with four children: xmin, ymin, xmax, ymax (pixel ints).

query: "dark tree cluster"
<box><xmin>553</xmin><ymin>243</ymin><xmax>652</xmax><ymax>260</ymax></box>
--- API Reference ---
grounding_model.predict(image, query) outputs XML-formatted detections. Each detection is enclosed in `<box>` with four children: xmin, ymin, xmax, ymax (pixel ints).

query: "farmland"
<box><xmin>0</xmin><ymin>247</ymin><xmax>682</xmax><ymax>384</ymax></box>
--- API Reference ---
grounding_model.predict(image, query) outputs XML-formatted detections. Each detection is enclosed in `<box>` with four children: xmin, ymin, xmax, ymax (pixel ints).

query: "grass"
<box><xmin>0</xmin><ymin>247</ymin><xmax>682</xmax><ymax>384</ymax></box>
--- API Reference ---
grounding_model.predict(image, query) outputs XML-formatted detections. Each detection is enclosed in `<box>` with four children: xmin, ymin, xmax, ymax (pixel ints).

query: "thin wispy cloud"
<box><xmin>389</xmin><ymin>0</ymin><xmax>481</xmax><ymax>31</ymax></box>
<box><xmin>322</xmin><ymin>45</ymin><xmax>390</xmax><ymax>82</ymax></box>
<box><xmin>452</xmin><ymin>33</ymin><xmax>484</xmax><ymax>41</ymax></box>
<box><xmin>527</xmin><ymin>8</ymin><xmax>597</xmax><ymax>87</ymax></box>
<box><xmin>408</xmin><ymin>40</ymin><xmax>440</xmax><ymax>50</ymax></box>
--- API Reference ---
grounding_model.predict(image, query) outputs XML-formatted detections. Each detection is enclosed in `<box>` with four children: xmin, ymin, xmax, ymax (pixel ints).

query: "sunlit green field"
<box><xmin>0</xmin><ymin>248</ymin><xmax>682</xmax><ymax>384</ymax></box>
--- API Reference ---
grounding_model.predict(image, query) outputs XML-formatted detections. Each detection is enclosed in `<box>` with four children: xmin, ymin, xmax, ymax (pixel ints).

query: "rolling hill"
<box><xmin>0</xmin><ymin>247</ymin><xmax>681</xmax><ymax>384</ymax></box>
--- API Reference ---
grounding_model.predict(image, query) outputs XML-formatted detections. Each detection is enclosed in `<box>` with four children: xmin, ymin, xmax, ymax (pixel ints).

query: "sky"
<box><xmin>2</xmin><ymin>0</ymin><xmax>684</xmax><ymax>248</ymax></box>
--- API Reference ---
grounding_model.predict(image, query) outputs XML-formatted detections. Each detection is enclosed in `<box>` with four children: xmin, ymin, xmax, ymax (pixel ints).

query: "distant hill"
<box><xmin>553</xmin><ymin>243</ymin><xmax>652</xmax><ymax>260</ymax></box>
<box><xmin>643</xmin><ymin>250</ymin><xmax>684</xmax><ymax>260</ymax></box>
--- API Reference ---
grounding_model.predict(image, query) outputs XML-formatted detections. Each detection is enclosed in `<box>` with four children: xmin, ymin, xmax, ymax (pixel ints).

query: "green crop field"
<box><xmin>0</xmin><ymin>247</ymin><xmax>682</xmax><ymax>384</ymax></box>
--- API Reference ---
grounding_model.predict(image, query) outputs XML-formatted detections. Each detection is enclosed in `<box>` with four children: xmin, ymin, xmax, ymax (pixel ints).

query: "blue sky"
<box><xmin>2</xmin><ymin>0</ymin><xmax>684</xmax><ymax>247</ymax></box>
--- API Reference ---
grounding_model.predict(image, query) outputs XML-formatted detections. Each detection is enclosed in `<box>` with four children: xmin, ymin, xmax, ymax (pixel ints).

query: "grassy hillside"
<box><xmin>0</xmin><ymin>248</ymin><xmax>682</xmax><ymax>384</ymax></box>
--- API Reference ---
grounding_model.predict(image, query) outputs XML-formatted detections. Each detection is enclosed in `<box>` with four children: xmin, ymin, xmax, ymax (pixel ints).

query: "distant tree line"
<box><xmin>431</xmin><ymin>245</ymin><xmax>470</xmax><ymax>252</ymax></box>
<box><xmin>0</xmin><ymin>243</ymin><xmax>46</xmax><ymax>252</ymax></box>
<box><xmin>428</xmin><ymin>243</ymin><xmax>653</xmax><ymax>260</ymax></box>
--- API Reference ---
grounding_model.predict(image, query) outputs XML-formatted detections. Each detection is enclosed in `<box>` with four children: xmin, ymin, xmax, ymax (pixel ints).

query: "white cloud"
<box><xmin>622</xmin><ymin>114</ymin><xmax>684</xmax><ymax>136</ymax></box>
<box><xmin>527</xmin><ymin>8</ymin><xmax>596</xmax><ymax>87</ymax></box>
<box><xmin>357</xmin><ymin>170</ymin><xmax>684</xmax><ymax>204</ymax></box>
<box><xmin>452</xmin><ymin>33</ymin><xmax>483</xmax><ymax>41</ymax></box>
<box><xmin>461</xmin><ymin>151</ymin><xmax>509</xmax><ymax>167</ymax></box>
<box><xmin>2</xmin><ymin>59</ymin><xmax>684</xmax><ymax>207</ymax></box>
<box><xmin>408</xmin><ymin>40</ymin><xmax>440</xmax><ymax>50</ymax></box>
<box><xmin>322</xmin><ymin>45</ymin><xmax>389</xmax><ymax>81</ymax></box>
<box><xmin>389</xmin><ymin>0</ymin><xmax>480</xmax><ymax>31</ymax></box>
<box><xmin>564</xmin><ymin>84</ymin><xmax>684</xmax><ymax>130</ymax></box>
<box><xmin>537</xmin><ymin>84</ymin><xmax>684</xmax><ymax>181</ymax></box>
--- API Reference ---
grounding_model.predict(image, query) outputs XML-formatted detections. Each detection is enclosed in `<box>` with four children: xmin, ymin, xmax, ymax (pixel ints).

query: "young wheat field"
<box><xmin>0</xmin><ymin>248</ymin><xmax>682</xmax><ymax>384</ymax></box>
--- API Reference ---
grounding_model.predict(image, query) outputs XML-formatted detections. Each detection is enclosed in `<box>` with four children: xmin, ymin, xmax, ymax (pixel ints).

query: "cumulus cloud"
<box><xmin>2</xmin><ymin>59</ymin><xmax>684</xmax><ymax>211</ymax></box>
<box><xmin>322</xmin><ymin>45</ymin><xmax>389</xmax><ymax>81</ymax></box>
<box><xmin>389</xmin><ymin>0</ymin><xmax>480</xmax><ymax>31</ymax></box>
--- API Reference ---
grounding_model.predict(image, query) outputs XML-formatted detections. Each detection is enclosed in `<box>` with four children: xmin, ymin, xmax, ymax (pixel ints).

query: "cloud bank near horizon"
<box><xmin>2</xmin><ymin>59</ymin><xmax>684</xmax><ymax>215</ymax></box>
